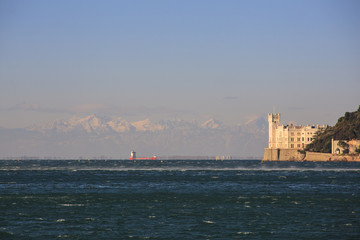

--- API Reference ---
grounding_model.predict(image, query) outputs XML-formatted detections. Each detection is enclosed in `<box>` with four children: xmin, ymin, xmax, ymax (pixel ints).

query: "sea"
<box><xmin>0</xmin><ymin>160</ymin><xmax>359</xmax><ymax>239</ymax></box>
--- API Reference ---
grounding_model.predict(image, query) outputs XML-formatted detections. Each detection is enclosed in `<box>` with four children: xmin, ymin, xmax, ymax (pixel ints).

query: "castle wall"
<box><xmin>263</xmin><ymin>148</ymin><xmax>304</xmax><ymax>161</ymax></box>
<box><xmin>263</xmin><ymin>148</ymin><xmax>279</xmax><ymax>161</ymax></box>
<box><xmin>304</xmin><ymin>152</ymin><xmax>332</xmax><ymax>161</ymax></box>
<box><xmin>263</xmin><ymin>149</ymin><xmax>360</xmax><ymax>162</ymax></box>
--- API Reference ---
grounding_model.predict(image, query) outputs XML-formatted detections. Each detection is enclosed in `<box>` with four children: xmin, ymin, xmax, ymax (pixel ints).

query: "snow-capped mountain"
<box><xmin>237</xmin><ymin>116</ymin><xmax>267</xmax><ymax>134</ymax></box>
<box><xmin>30</xmin><ymin>115</ymin><xmax>228</xmax><ymax>134</ymax></box>
<box><xmin>30</xmin><ymin>115</ymin><xmax>167</xmax><ymax>134</ymax></box>
<box><xmin>107</xmin><ymin>117</ymin><xmax>134</xmax><ymax>133</ymax></box>
<box><xmin>31</xmin><ymin>114</ymin><xmax>110</xmax><ymax>134</ymax></box>
<box><xmin>2</xmin><ymin>115</ymin><xmax>268</xmax><ymax>159</ymax></box>
<box><xmin>131</xmin><ymin>119</ymin><xmax>165</xmax><ymax>132</ymax></box>
<box><xmin>201</xmin><ymin>119</ymin><xmax>222</xmax><ymax>129</ymax></box>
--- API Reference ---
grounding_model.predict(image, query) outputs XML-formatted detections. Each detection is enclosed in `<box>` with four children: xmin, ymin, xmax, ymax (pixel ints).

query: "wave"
<box><xmin>1</xmin><ymin>166</ymin><xmax>359</xmax><ymax>172</ymax></box>
<box><xmin>1</xmin><ymin>159</ymin><xmax>359</xmax><ymax>172</ymax></box>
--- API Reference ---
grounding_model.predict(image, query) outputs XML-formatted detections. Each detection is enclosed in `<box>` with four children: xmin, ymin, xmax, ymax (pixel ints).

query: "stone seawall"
<box><xmin>263</xmin><ymin>148</ymin><xmax>360</xmax><ymax>162</ymax></box>
<box><xmin>263</xmin><ymin>148</ymin><xmax>304</xmax><ymax>161</ymax></box>
<box><xmin>304</xmin><ymin>152</ymin><xmax>332</xmax><ymax>161</ymax></box>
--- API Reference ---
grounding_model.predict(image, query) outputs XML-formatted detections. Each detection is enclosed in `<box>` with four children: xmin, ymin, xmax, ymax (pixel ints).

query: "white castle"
<box><xmin>268</xmin><ymin>113</ymin><xmax>326</xmax><ymax>149</ymax></box>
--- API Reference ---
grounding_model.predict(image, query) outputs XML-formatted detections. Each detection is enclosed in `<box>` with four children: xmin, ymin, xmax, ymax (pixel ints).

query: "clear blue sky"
<box><xmin>1</xmin><ymin>0</ymin><xmax>359</xmax><ymax>128</ymax></box>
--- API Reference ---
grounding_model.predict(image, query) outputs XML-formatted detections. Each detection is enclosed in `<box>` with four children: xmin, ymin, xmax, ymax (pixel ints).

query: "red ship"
<box><xmin>130</xmin><ymin>151</ymin><xmax>157</xmax><ymax>160</ymax></box>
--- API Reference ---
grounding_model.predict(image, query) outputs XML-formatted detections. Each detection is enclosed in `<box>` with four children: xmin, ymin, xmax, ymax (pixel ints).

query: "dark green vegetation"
<box><xmin>305</xmin><ymin>105</ymin><xmax>360</xmax><ymax>153</ymax></box>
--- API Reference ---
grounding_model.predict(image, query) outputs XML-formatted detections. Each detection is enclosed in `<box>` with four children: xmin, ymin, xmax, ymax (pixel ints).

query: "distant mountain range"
<box><xmin>0</xmin><ymin>115</ymin><xmax>268</xmax><ymax>159</ymax></box>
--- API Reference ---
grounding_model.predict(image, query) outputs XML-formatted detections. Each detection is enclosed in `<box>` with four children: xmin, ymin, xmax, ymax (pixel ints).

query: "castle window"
<box><xmin>291</xmin><ymin>138</ymin><xmax>294</xmax><ymax>142</ymax></box>
<box><xmin>297</xmin><ymin>144</ymin><xmax>301</xmax><ymax>148</ymax></box>
<box><xmin>291</xmin><ymin>144</ymin><xmax>294</xmax><ymax>148</ymax></box>
<box><xmin>302</xmin><ymin>137</ymin><xmax>304</xmax><ymax>141</ymax></box>
<box><xmin>297</xmin><ymin>138</ymin><xmax>301</xmax><ymax>141</ymax></box>
<box><xmin>307</xmin><ymin>138</ymin><xmax>310</xmax><ymax>141</ymax></box>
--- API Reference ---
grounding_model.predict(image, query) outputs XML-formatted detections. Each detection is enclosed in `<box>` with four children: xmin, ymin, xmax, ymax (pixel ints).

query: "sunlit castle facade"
<box><xmin>268</xmin><ymin>113</ymin><xmax>326</xmax><ymax>149</ymax></box>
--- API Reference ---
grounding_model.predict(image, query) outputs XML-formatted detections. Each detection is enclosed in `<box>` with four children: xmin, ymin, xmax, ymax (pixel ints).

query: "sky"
<box><xmin>1</xmin><ymin>0</ymin><xmax>360</xmax><ymax>129</ymax></box>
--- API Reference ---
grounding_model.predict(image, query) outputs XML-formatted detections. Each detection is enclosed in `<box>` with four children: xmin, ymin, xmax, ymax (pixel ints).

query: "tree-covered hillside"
<box><xmin>305</xmin><ymin>106</ymin><xmax>360</xmax><ymax>153</ymax></box>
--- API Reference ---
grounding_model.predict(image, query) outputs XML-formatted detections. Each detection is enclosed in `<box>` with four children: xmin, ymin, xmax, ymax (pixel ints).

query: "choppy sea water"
<box><xmin>0</xmin><ymin>160</ymin><xmax>359</xmax><ymax>239</ymax></box>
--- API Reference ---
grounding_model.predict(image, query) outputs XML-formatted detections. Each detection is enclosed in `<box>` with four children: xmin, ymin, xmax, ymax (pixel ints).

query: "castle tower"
<box><xmin>268</xmin><ymin>113</ymin><xmax>280</xmax><ymax>148</ymax></box>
